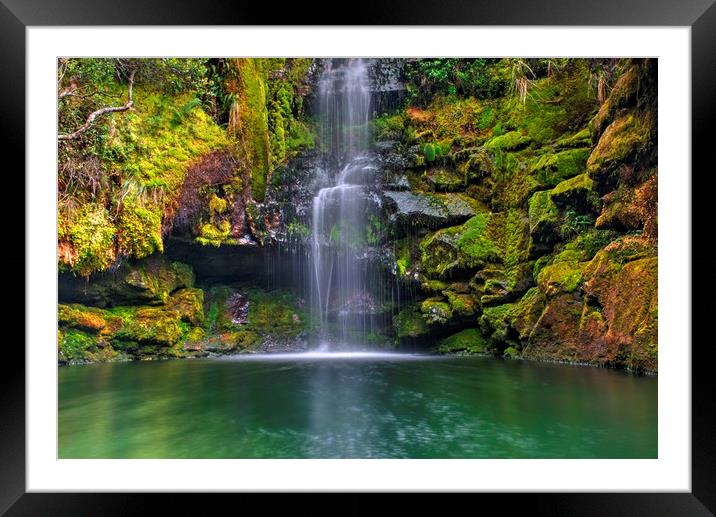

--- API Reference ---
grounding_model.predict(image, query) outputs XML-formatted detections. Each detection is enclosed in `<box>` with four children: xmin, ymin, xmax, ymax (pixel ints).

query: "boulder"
<box><xmin>383</xmin><ymin>191</ymin><xmax>477</xmax><ymax>234</ymax></box>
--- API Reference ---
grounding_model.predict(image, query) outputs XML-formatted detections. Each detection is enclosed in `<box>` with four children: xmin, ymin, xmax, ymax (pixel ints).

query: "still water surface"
<box><xmin>59</xmin><ymin>354</ymin><xmax>657</xmax><ymax>458</ymax></box>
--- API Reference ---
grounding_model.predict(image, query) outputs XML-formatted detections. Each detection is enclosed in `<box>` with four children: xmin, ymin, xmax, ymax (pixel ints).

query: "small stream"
<box><xmin>59</xmin><ymin>354</ymin><xmax>657</xmax><ymax>459</ymax></box>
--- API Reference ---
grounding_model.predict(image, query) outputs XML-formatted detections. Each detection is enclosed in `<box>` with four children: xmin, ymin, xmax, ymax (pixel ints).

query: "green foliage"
<box><xmin>560</xmin><ymin>210</ymin><xmax>595</xmax><ymax>239</ymax></box>
<box><xmin>404</xmin><ymin>58</ymin><xmax>509</xmax><ymax>106</ymax></box>
<box><xmin>374</xmin><ymin>113</ymin><xmax>406</xmax><ymax>139</ymax></box>
<box><xmin>423</xmin><ymin>143</ymin><xmax>436</xmax><ymax>162</ymax></box>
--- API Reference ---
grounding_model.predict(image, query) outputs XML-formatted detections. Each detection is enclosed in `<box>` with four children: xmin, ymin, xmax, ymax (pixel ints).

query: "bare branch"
<box><xmin>58</xmin><ymin>69</ymin><xmax>135</xmax><ymax>141</ymax></box>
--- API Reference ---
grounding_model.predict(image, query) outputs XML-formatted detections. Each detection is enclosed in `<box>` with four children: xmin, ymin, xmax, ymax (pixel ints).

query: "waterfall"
<box><xmin>310</xmin><ymin>59</ymin><xmax>379</xmax><ymax>348</ymax></box>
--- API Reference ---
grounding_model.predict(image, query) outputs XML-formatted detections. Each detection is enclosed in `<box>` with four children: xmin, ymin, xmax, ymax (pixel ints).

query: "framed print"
<box><xmin>2</xmin><ymin>0</ymin><xmax>715</xmax><ymax>514</ymax></box>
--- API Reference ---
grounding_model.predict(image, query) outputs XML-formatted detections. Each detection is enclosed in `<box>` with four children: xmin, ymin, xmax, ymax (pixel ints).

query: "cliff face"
<box><xmin>57</xmin><ymin>58</ymin><xmax>657</xmax><ymax>372</ymax></box>
<box><xmin>377</xmin><ymin>59</ymin><xmax>657</xmax><ymax>372</ymax></box>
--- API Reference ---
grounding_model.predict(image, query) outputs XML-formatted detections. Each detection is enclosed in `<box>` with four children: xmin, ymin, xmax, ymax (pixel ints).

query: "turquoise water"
<box><xmin>58</xmin><ymin>354</ymin><xmax>657</xmax><ymax>458</ymax></box>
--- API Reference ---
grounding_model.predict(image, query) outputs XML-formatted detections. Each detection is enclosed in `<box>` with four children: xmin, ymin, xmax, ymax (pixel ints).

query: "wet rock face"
<box><xmin>383</xmin><ymin>191</ymin><xmax>476</xmax><ymax>236</ymax></box>
<box><xmin>58</xmin><ymin>254</ymin><xmax>194</xmax><ymax>308</ymax></box>
<box><xmin>227</xmin><ymin>292</ymin><xmax>250</xmax><ymax>325</ymax></box>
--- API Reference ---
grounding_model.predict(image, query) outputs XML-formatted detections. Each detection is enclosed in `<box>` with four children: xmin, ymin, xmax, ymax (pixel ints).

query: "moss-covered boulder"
<box><xmin>420</xmin><ymin>298</ymin><xmax>454</xmax><ymax>326</ymax></box>
<box><xmin>113</xmin><ymin>307</ymin><xmax>184</xmax><ymax>347</ymax></box>
<box><xmin>528</xmin><ymin>190</ymin><xmax>560</xmax><ymax>254</ymax></box>
<box><xmin>530</xmin><ymin>148</ymin><xmax>591</xmax><ymax>187</ymax></box>
<box><xmin>166</xmin><ymin>288</ymin><xmax>205</xmax><ymax>326</ymax></box>
<box><xmin>595</xmin><ymin>186</ymin><xmax>643</xmax><ymax>231</ymax></box>
<box><xmin>384</xmin><ymin>191</ymin><xmax>478</xmax><ymax>234</ymax></box>
<box><xmin>523</xmin><ymin>292</ymin><xmax>584</xmax><ymax>361</ymax></box>
<box><xmin>550</xmin><ymin>173</ymin><xmax>599</xmax><ymax>213</ymax></box>
<box><xmin>437</xmin><ymin>328</ymin><xmax>489</xmax><ymax>354</ymax></box>
<box><xmin>444</xmin><ymin>290</ymin><xmax>479</xmax><ymax>319</ymax></box>
<box><xmin>523</xmin><ymin>236</ymin><xmax>657</xmax><ymax>371</ymax></box>
<box><xmin>485</xmin><ymin>130</ymin><xmax>531</xmax><ymax>151</ymax></box>
<box><xmin>58</xmin><ymin>303</ymin><xmax>121</xmax><ymax>335</ymax></box>
<box><xmin>424</xmin><ymin>167</ymin><xmax>465</xmax><ymax>192</ymax></box>
<box><xmin>420</xmin><ymin>213</ymin><xmax>501</xmax><ymax>278</ymax></box>
<box><xmin>589</xmin><ymin>61</ymin><xmax>655</xmax><ymax>141</ymax></box>
<box><xmin>586</xmin><ymin>113</ymin><xmax>655</xmax><ymax>193</ymax></box>
<box><xmin>393</xmin><ymin>306</ymin><xmax>430</xmax><ymax>342</ymax></box>
<box><xmin>536</xmin><ymin>260</ymin><xmax>584</xmax><ymax>297</ymax></box>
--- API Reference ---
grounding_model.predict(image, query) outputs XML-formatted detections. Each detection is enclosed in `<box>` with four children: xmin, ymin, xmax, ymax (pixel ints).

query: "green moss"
<box><xmin>550</xmin><ymin>173</ymin><xmax>599</xmax><ymax>213</ymax></box>
<box><xmin>444</xmin><ymin>290</ymin><xmax>479</xmax><ymax>318</ymax></box>
<box><xmin>437</xmin><ymin>328</ymin><xmax>488</xmax><ymax>354</ymax></box>
<box><xmin>116</xmin><ymin>198</ymin><xmax>163</xmax><ymax>259</ymax></box>
<box><xmin>226</xmin><ymin>59</ymin><xmax>271</xmax><ymax>201</ymax></box>
<box><xmin>393</xmin><ymin>306</ymin><xmax>430</xmax><ymax>340</ymax></box>
<box><xmin>66</xmin><ymin>204</ymin><xmax>117</xmax><ymax>276</ymax></box>
<box><xmin>587</xmin><ymin>113</ymin><xmax>653</xmax><ymax>175</ymax></box>
<box><xmin>479</xmin><ymin>303</ymin><xmax>515</xmax><ymax>344</ymax></box>
<box><xmin>456</xmin><ymin>214</ymin><xmax>501</xmax><ymax>265</ymax></box>
<box><xmin>167</xmin><ymin>288</ymin><xmax>205</xmax><ymax>326</ymax></box>
<box><xmin>59</xmin><ymin>329</ymin><xmax>98</xmax><ymax>362</ymax></box>
<box><xmin>485</xmin><ymin>130</ymin><xmax>531</xmax><ymax>151</ymax></box>
<box><xmin>501</xmin><ymin>209</ymin><xmax>530</xmax><ymax>268</ymax></box>
<box><xmin>537</xmin><ymin>260</ymin><xmax>584</xmax><ymax>296</ymax></box>
<box><xmin>208</xmin><ymin>193</ymin><xmax>228</xmax><ymax>215</ymax></box>
<box><xmin>196</xmin><ymin>220</ymin><xmax>232</xmax><ymax>246</ymax></box>
<box><xmin>528</xmin><ymin>190</ymin><xmax>559</xmax><ymax>237</ymax></box>
<box><xmin>112</xmin><ymin>306</ymin><xmax>184</xmax><ymax>346</ymax></box>
<box><xmin>503</xmin><ymin>346</ymin><xmax>520</xmax><ymax>358</ymax></box>
<box><xmin>420</xmin><ymin>298</ymin><xmax>453</xmax><ymax>326</ymax></box>
<box><xmin>554</xmin><ymin>128</ymin><xmax>592</xmax><ymax>149</ymax></box>
<box><xmin>530</xmin><ymin>148</ymin><xmax>591</xmax><ymax>187</ymax></box>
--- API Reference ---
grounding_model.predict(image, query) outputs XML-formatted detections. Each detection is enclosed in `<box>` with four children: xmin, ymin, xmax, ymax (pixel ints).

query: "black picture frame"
<box><xmin>2</xmin><ymin>1</ymin><xmax>714</xmax><ymax>513</ymax></box>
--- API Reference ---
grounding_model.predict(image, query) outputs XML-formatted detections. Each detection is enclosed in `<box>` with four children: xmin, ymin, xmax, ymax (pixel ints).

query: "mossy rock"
<box><xmin>510</xmin><ymin>287</ymin><xmax>547</xmax><ymax>341</ymax></box>
<box><xmin>419</xmin><ymin>213</ymin><xmax>501</xmax><ymax>278</ymax></box>
<box><xmin>554</xmin><ymin>128</ymin><xmax>592</xmax><ymax>150</ymax></box>
<box><xmin>458</xmin><ymin>148</ymin><xmax>496</xmax><ymax>183</ymax></box>
<box><xmin>58</xmin><ymin>303</ymin><xmax>121</xmax><ymax>334</ymax></box>
<box><xmin>58</xmin><ymin>329</ymin><xmax>100</xmax><ymax>363</ymax></box>
<box><xmin>437</xmin><ymin>328</ymin><xmax>489</xmax><ymax>354</ymax></box>
<box><xmin>479</xmin><ymin>303</ymin><xmax>518</xmax><ymax>346</ymax></box>
<box><xmin>112</xmin><ymin>306</ymin><xmax>184</xmax><ymax>346</ymax></box>
<box><xmin>166</xmin><ymin>288</ymin><xmax>205</xmax><ymax>326</ymax></box>
<box><xmin>530</xmin><ymin>148</ymin><xmax>591</xmax><ymax>187</ymax></box>
<box><xmin>550</xmin><ymin>173</ymin><xmax>599</xmax><ymax>213</ymax></box>
<box><xmin>393</xmin><ymin>306</ymin><xmax>430</xmax><ymax>340</ymax></box>
<box><xmin>503</xmin><ymin>346</ymin><xmax>520</xmax><ymax>359</ymax></box>
<box><xmin>444</xmin><ymin>290</ymin><xmax>479</xmax><ymax>319</ymax></box>
<box><xmin>528</xmin><ymin>190</ymin><xmax>560</xmax><ymax>253</ymax></box>
<box><xmin>586</xmin><ymin>112</ymin><xmax>655</xmax><ymax>193</ymax></box>
<box><xmin>589</xmin><ymin>62</ymin><xmax>655</xmax><ymax>141</ymax></box>
<box><xmin>595</xmin><ymin>186</ymin><xmax>643</xmax><ymax>231</ymax></box>
<box><xmin>537</xmin><ymin>260</ymin><xmax>584</xmax><ymax>296</ymax></box>
<box><xmin>60</xmin><ymin>255</ymin><xmax>195</xmax><ymax>308</ymax></box>
<box><xmin>424</xmin><ymin>167</ymin><xmax>464</xmax><ymax>192</ymax></box>
<box><xmin>485</xmin><ymin>131</ymin><xmax>531</xmax><ymax>151</ymax></box>
<box><xmin>478</xmin><ymin>262</ymin><xmax>534</xmax><ymax>307</ymax></box>
<box><xmin>420</xmin><ymin>298</ymin><xmax>454</xmax><ymax>326</ymax></box>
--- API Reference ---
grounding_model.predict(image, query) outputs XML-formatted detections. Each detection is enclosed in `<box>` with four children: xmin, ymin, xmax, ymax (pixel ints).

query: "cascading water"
<box><xmin>310</xmin><ymin>59</ymin><xmax>380</xmax><ymax>349</ymax></box>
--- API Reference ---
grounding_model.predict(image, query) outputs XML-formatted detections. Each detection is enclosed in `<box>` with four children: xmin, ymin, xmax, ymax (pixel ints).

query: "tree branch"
<box><xmin>58</xmin><ymin>70</ymin><xmax>135</xmax><ymax>141</ymax></box>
